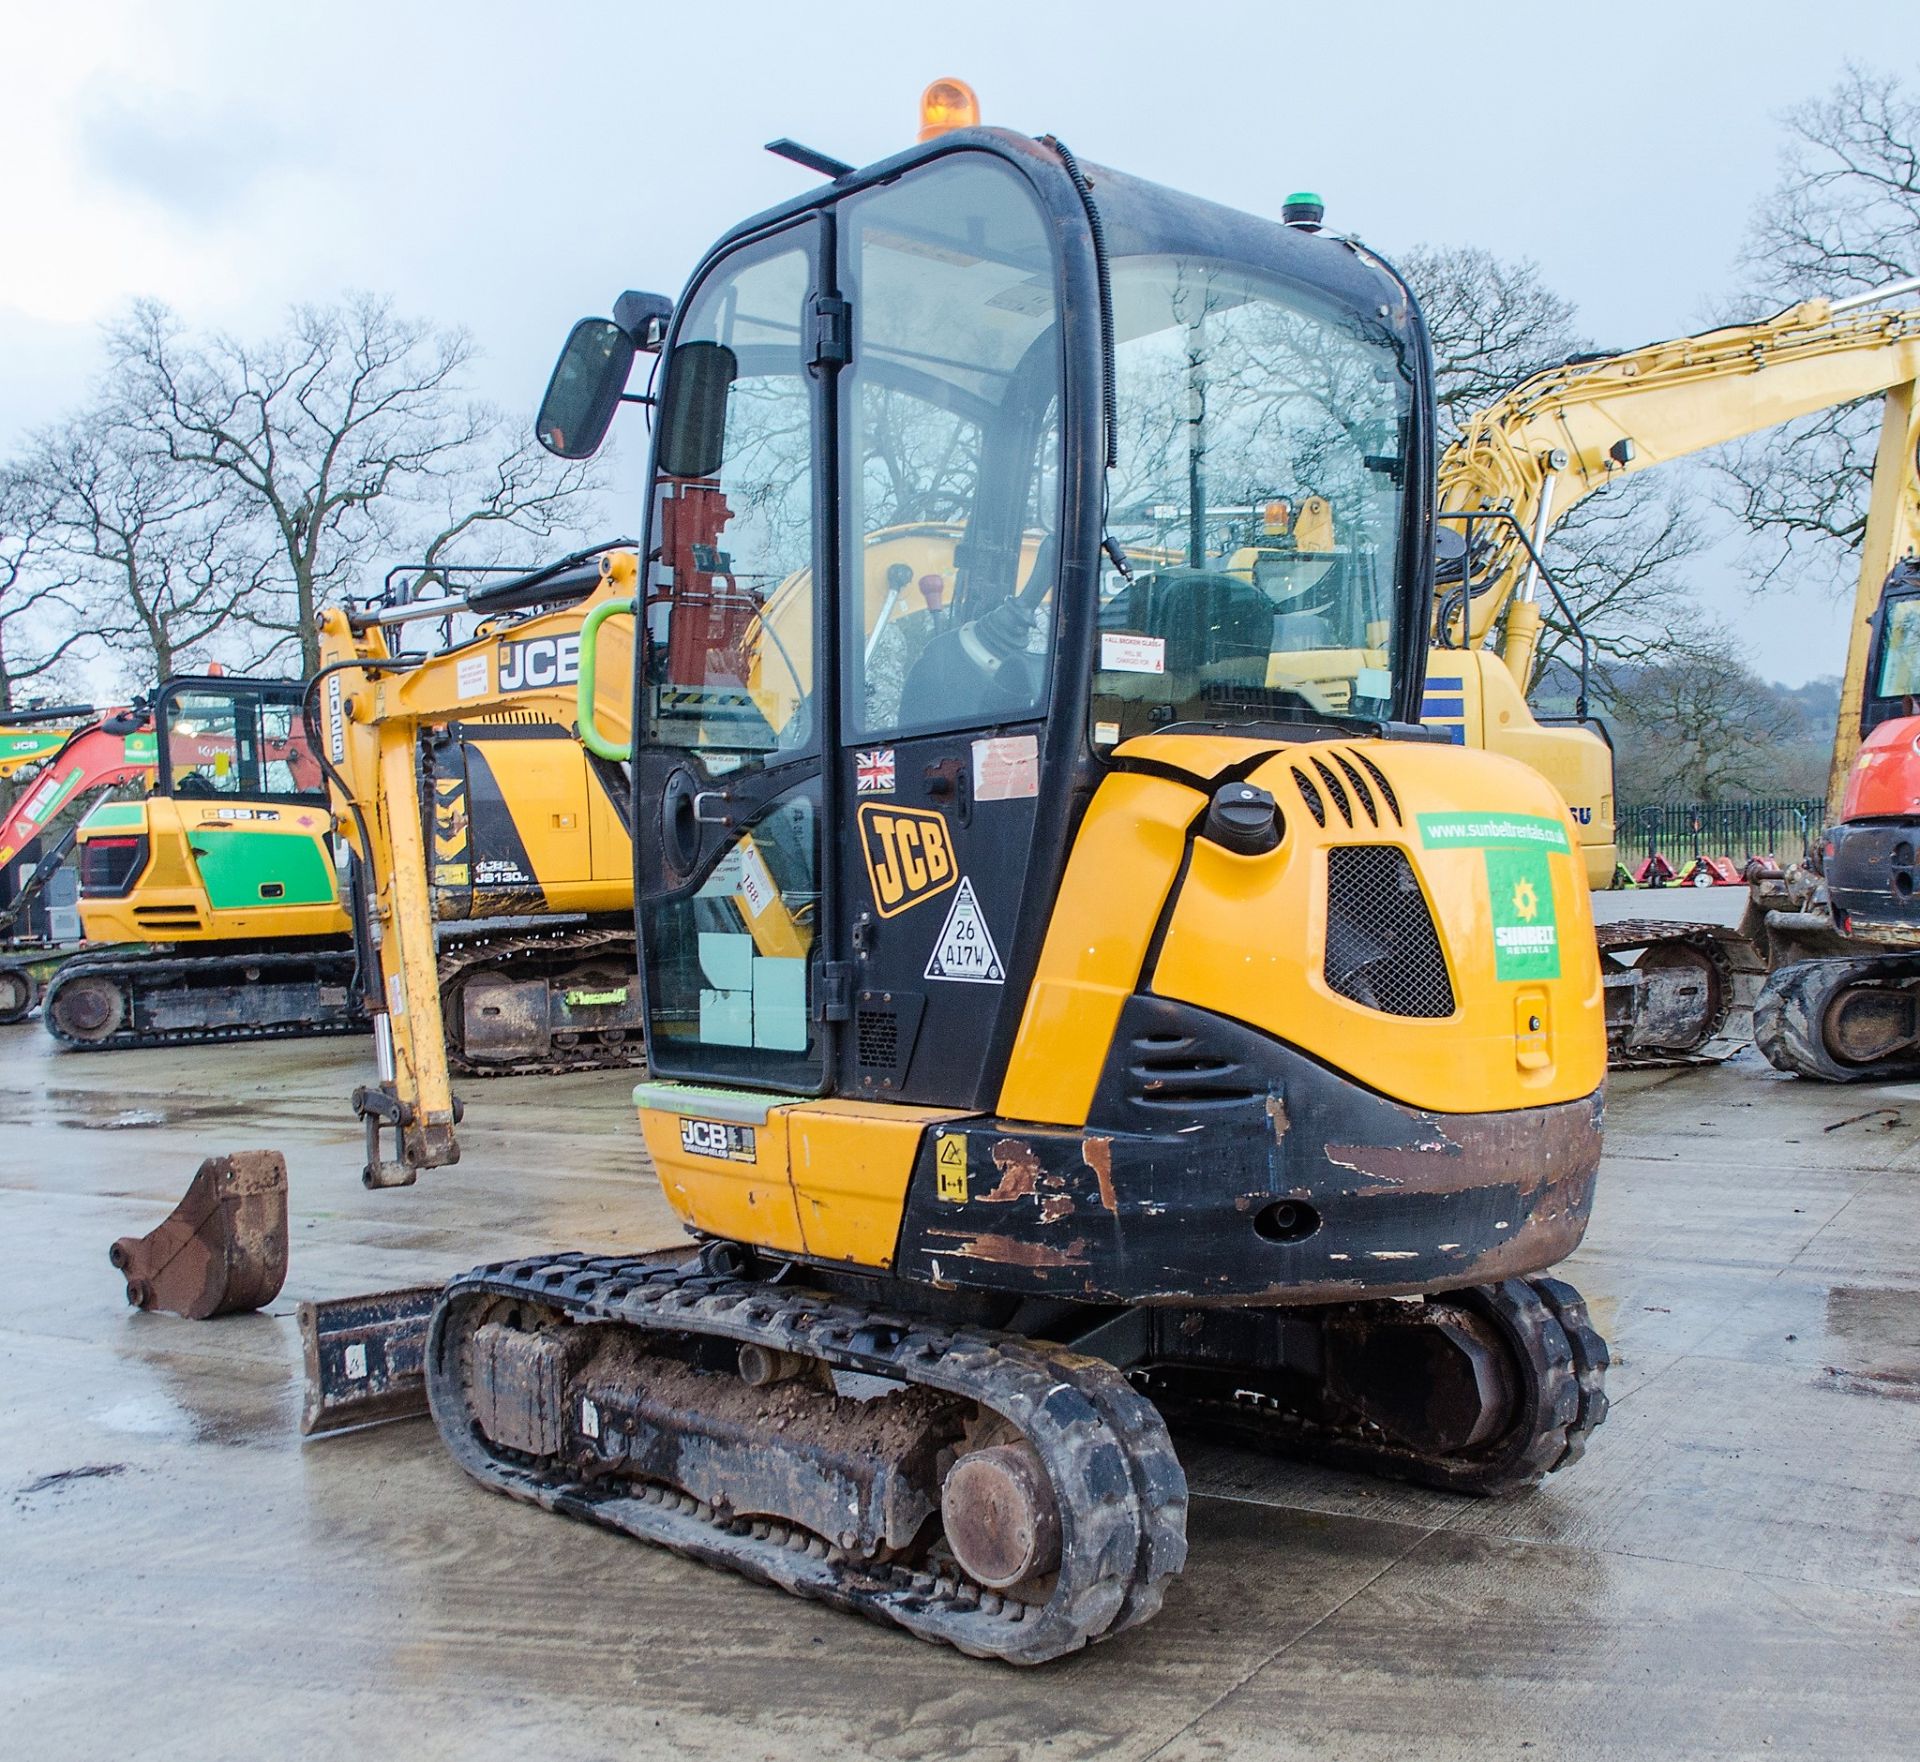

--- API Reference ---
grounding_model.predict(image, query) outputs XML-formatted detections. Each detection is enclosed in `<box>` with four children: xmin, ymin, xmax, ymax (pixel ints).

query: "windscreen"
<box><xmin>1876</xmin><ymin>597</ymin><xmax>1920</xmax><ymax>702</ymax></box>
<box><xmin>162</xmin><ymin>687</ymin><xmax>324</xmax><ymax>802</ymax></box>
<box><xmin>1093</xmin><ymin>257</ymin><xmax>1414</xmax><ymax>742</ymax></box>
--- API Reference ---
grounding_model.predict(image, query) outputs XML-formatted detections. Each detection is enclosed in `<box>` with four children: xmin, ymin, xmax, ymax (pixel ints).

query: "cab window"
<box><xmin>1094</xmin><ymin>258</ymin><xmax>1414</xmax><ymax>741</ymax></box>
<box><xmin>837</xmin><ymin>158</ymin><xmax>1062</xmax><ymax>739</ymax></box>
<box><xmin>1877</xmin><ymin>599</ymin><xmax>1920</xmax><ymax>699</ymax></box>
<box><xmin>163</xmin><ymin>687</ymin><xmax>323</xmax><ymax>804</ymax></box>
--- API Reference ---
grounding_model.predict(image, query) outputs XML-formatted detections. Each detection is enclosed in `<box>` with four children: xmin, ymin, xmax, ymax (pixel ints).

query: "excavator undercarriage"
<box><xmin>297</xmin><ymin>1249</ymin><xmax>1610</xmax><ymax>1663</ymax></box>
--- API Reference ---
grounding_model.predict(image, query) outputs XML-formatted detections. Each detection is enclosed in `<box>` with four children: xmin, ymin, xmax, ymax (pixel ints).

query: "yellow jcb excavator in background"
<box><xmin>313</xmin><ymin>543</ymin><xmax>644</xmax><ymax>1186</ymax></box>
<box><xmin>1428</xmin><ymin>276</ymin><xmax>1920</xmax><ymax>1064</ymax></box>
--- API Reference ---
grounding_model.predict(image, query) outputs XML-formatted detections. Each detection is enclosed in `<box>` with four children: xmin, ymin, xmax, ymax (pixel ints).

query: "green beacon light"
<box><xmin>1282</xmin><ymin>191</ymin><xmax>1326</xmax><ymax>232</ymax></box>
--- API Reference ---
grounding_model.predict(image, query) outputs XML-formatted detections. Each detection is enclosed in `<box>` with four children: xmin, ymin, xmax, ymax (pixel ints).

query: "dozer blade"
<box><xmin>108</xmin><ymin>1150</ymin><xmax>289</xmax><ymax>1319</ymax></box>
<box><xmin>299</xmin><ymin>1247</ymin><xmax>692</xmax><ymax>1437</ymax></box>
<box><xmin>299</xmin><ymin>1285</ymin><xmax>442</xmax><ymax>1435</ymax></box>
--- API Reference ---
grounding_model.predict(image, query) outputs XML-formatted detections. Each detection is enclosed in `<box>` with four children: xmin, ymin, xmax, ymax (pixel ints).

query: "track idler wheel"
<box><xmin>0</xmin><ymin>967</ymin><xmax>36</xmax><ymax>1024</ymax></box>
<box><xmin>941</xmin><ymin>1442</ymin><xmax>1062</xmax><ymax>1591</ymax></box>
<box><xmin>1755</xmin><ymin>956</ymin><xmax>1920</xmax><ymax>1082</ymax></box>
<box><xmin>108</xmin><ymin>1151</ymin><xmax>290</xmax><ymax>1318</ymax></box>
<box><xmin>48</xmin><ymin>973</ymin><xmax>126</xmax><ymax>1044</ymax></box>
<box><xmin>1142</xmin><ymin>1275</ymin><xmax>1609</xmax><ymax>1498</ymax></box>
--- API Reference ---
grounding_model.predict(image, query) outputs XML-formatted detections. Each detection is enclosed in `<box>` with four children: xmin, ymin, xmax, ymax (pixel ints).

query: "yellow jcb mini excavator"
<box><xmin>304</xmin><ymin>90</ymin><xmax>1614</xmax><ymax>1663</ymax></box>
<box><xmin>1431</xmin><ymin>278</ymin><xmax>1920</xmax><ymax>1066</ymax></box>
<box><xmin>43</xmin><ymin>675</ymin><xmax>368</xmax><ymax>1049</ymax></box>
<box><xmin>312</xmin><ymin>544</ymin><xmax>644</xmax><ymax>1186</ymax></box>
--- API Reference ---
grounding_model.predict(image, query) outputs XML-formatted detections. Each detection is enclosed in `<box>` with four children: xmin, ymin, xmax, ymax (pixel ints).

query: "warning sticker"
<box><xmin>936</xmin><ymin>1133</ymin><xmax>968</xmax><ymax>1203</ymax></box>
<box><xmin>971</xmin><ymin>734</ymin><xmax>1038</xmax><ymax>801</ymax></box>
<box><xmin>736</xmin><ymin>841</ymin><xmax>776</xmax><ymax>917</ymax></box>
<box><xmin>1100</xmin><ymin>632</ymin><xmax>1165</xmax><ymax>675</ymax></box>
<box><xmin>455</xmin><ymin>653</ymin><xmax>489</xmax><ymax>699</ymax></box>
<box><xmin>1486</xmin><ymin>847</ymin><xmax>1561</xmax><ymax>982</ymax></box>
<box><xmin>924</xmin><ymin>877</ymin><xmax>1005</xmax><ymax>985</ymax></box>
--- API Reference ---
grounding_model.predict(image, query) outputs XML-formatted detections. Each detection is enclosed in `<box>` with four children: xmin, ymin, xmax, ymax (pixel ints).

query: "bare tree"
<box><xmin>19</xmin><ymin>415</ymin><xmax>274</xmax><ymax>688</ymax></box>
<box><xmin>1533</xmin><ymin>481</ymin><xmax>1719</xmax><ymax>696</ymax></box>
<box><xmin>1611</xmin><ymin>652</ymin><xmax>1808</xmax><ymax>800</ymax></box>
<box><xmin>1399</xmin><ymin>245</ymin><xmax>1715</xmax><ymax>691</ymax></box>
<box><xmin>1721</xmin><ymin>64</ymin><xmax>1920</xmax><ymax>592</ymax></box>
<box><xmin>106</xmin><ymin>295</ymin><xmax>602</xmax><ymax>671</ymax></box>
<box><xmin>0</xmin><ymin>469</ymin><xmax>90</xmax><ymax>719</ymax></box>
<box><xmin>1400</xmin><ymin>245</ymin><xmax>1586</xmax><ymax>444</ymax></box>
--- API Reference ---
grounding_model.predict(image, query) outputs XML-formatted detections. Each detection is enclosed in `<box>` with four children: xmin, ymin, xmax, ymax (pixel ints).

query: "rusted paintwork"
<box><xmin>108</xmin><ymin>1150</ymin><xmax>288</xmax><ymax>1319</ymax></box>
<box><xmin>898</xmin><ymin>995</ymin><xmax>1603</xmax><ymax>1306</ymax></box>
<box><xmin>1083</xmin><ymin>1136</ymin><xmax>1118</xmax><ymax>1214</ymax></box>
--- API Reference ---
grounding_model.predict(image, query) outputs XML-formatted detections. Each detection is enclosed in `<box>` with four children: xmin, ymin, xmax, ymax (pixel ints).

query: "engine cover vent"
<box><xmin>1324</xmin><ymin>845</ymin><xmax>1455</xmax><ymax>1018</ymax></box>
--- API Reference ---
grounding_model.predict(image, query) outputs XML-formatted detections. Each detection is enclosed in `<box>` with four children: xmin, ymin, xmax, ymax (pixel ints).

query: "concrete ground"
<box><xmin>3</xmin><ymin>968</ymin><xmax>1919</xmax><ymax>1761</ymax></box>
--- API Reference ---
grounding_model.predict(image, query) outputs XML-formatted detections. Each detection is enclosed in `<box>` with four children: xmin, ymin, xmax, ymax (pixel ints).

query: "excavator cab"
<box><xmin>594</xmin><ymin>139</ymin><xmax>1436</xmax><ymax>1110</ymax></box>
<box><xmin>429</xmin><ymin>119</ymin><xmax>1609</xmax><ymax>1663</ymax></box>
<box><xmin>1858</xmin><ymin>557</ymin><xmax>1920</xmax><ymax>736</ymax></box>
<box><xmin>46</xmin><ymin>676</ymin><xmax>357</xmax><ymax>1050</ymax></box>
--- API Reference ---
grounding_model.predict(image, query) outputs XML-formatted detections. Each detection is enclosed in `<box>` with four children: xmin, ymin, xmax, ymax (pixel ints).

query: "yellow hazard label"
<box><xmin>935</xmin><ymin>1133</ymin><xmax>967</xmax><ymax>1203</ymax></box>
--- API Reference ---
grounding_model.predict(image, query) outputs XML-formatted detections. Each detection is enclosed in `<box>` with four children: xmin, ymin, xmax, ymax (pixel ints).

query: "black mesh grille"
<box><xmin>1324</xmin><ymin>846</ymin><xmax>1455</xmax><ymax>1018</ymax></box>
<box><xmin>856</xmin><ymin>1009</ymin><xmax>898</xmax><ymax>1069</ymax></box>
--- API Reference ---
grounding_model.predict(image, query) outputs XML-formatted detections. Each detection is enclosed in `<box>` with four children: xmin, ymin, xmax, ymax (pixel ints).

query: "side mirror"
<box><xmin>536</xmin><ymin>318</ymin><xmax>635</xmax><ymax>460</ymax></box>
<box><xmin>657</xmin><ymin>341</ymin><xmax>738</xmax><ymax>479</ymax></box>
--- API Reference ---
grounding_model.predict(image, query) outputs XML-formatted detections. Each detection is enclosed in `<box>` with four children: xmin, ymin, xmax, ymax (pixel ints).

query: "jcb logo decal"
<box><xmin>859</xmin><ymin>803</ymin><xmax>957</xmax><ymax>918</ymax></box>
<box><xmin>498</xmin><ymin>635</ymin><xmax>580</xmax><ymax>693</ymax></box>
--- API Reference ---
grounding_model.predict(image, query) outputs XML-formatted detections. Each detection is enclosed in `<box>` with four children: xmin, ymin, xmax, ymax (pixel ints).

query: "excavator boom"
<box><xmin>316</xmin><ymin>546</ymin><xmax>641</xmax><ymax>1186</ymax></box>
<box><xmin>1440</xmin><ymin>277</ymin><xmax>1920</xmax><ymax>664</ymax></box>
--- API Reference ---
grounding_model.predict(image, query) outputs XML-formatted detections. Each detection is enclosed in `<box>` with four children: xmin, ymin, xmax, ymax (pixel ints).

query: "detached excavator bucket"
<box><xmin>109</xmin><ymin>1150</ymin><xmax>289</xmax><ymax>1319</ymax></box>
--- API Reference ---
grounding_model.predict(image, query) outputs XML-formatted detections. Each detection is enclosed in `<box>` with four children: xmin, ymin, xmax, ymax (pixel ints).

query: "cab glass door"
<box><xmin>636</xmin><ymin>226</ymin><xmax>830</xmax><ymax>1088</ymax></box>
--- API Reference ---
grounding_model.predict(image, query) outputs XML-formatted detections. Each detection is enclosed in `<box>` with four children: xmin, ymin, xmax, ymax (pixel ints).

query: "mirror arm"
<box><xmin>619</xmin><ymin>392</ymin><xmax>657</xmax><ymax>407</ymax></box>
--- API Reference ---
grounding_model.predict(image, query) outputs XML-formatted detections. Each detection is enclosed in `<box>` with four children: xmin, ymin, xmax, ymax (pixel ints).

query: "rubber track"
<box><xmin>425</xmin><ymin>1253</ymin><xmax>1188</xmax><ymax>1664</ymax></box>
<box><xmin>42</xmin><ymin>948</ymin><xmax>368</xmax><ymax>1051</ymax></box>
<box><xmin>1598</xmin><ymin>918</ymin><xmax>1766</xmax><ymax>1069</ymax></box>
<box><xmin>437</xmin><ymin>926</ymin><xmax>647</xmax><ymax>1080</ymax></box>
<box><xmin>1754</xmin><ymin>954</ymin><xmax>1920</xmax><ymax>1082</ymax></box>
<box><xmin>1140</xmin><ymin>1276</ymin><xmax>1609</xmax><ymax>1498</ymax></box>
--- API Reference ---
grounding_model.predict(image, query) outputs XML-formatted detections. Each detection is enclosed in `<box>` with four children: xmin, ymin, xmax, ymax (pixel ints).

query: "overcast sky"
<box><xmin>5</xmin><ymin>0</ymin><xmax>1916</xmax><ymax>685</ymax></box>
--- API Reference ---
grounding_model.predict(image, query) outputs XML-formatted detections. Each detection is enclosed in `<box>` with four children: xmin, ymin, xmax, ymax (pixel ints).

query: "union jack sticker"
<box><xmin>855</xmin><ymin>747</ymin><xmax>895</xmax><ymax>795</ymax></box>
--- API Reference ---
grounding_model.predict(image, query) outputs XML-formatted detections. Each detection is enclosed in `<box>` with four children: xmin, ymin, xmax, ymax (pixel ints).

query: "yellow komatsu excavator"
<box><xmin>44</xmin><ymin>675</ymin><xmax>368</xmax><ymax>1049</ymax></box>
<box><xmin>313</xmin><ymin>544</ymin><xmax>644</xmax><ymax>1186</ymax></box>
<box><xmin>308</xmin><ymin>86</ymin><xmax>1614</xmax><ymax>1663</ymax></box>
<box><xmin>1428</xmin><ymin>278</ymin><xmax>1920</xmax><ymax>1065</ymax></box>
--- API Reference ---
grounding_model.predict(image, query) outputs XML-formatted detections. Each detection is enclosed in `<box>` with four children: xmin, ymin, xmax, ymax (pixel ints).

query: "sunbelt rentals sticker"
<box><xmin>1484</xmin><ymin>847</ymin><xmax>1560</xmax><ymax>981</ymax></box>
<box><xmin>1418</xmin><ymin>811</ymin><xmax>1566</xmax><ymax>982</ymax></box>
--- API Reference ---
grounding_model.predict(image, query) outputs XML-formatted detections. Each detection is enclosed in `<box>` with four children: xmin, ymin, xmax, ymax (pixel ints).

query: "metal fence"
<box><xmin>1614</xmin><ymin>798</ymin><xmax>1825</xmax><ymax>868</ymax></box>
